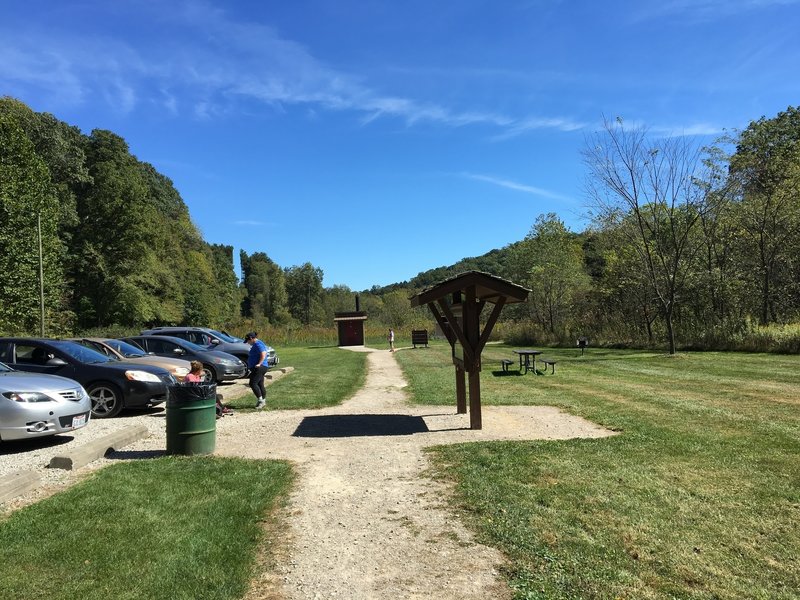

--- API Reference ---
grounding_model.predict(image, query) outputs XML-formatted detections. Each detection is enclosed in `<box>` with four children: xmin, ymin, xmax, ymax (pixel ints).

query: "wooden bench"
<box><xmin>411</xmin><ymin>329</ymin><xmax>429</xmax><ymax>348</ymax></box>
<box><xmin>500</xmin><ymin>359</ymin><xmax>514</xmax><ymax>372</ymax></box>
<box><xmin>540</xmin><ymin>359</ymin><xmax>557</xmax><ymax>374</ymax></box>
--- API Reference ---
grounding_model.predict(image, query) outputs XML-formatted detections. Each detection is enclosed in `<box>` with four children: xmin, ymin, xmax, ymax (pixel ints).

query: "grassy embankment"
<box><xmin>396</xmin><ymin>342</ymin><xmax>800</xmax><ymax>599</ymax></box>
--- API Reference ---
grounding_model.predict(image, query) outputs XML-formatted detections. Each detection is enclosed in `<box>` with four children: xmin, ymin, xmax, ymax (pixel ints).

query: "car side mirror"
<box><xmin>173</xmin><ymin>348</ymin><xmax>185</xmax><ymax>355</ymax></box>
<box><xmin>210</xmin><ymin>339</ymin><xmax>219</xmax><ymax>345</ymax></box>
<box><xmin>46</xmin><ymin>357</ymin><xmax>67</xmax><ymax>367</ymax></box>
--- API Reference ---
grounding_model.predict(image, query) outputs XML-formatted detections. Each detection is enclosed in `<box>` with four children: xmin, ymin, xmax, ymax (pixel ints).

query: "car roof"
<box><xmin>143</xmin><ymin>326</ymin><xmax>210</xmax><ymax>332</ymax></box>
<box><xmin>130</xmin><ymin>334</ymin><xmax>192</xmax><ymax>345</ymax></box>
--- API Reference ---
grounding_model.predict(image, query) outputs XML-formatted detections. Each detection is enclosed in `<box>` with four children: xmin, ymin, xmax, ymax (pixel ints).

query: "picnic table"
<box><xmin>513</xmin><ymin>349</ymin><xmax>542</xmax><ymax>374</ymax></box>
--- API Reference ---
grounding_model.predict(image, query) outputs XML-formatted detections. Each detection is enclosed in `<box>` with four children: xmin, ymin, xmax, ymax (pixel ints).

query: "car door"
<box><xmin>186</xmin><ymin>331</ymin><xmax>210</xmax><ymax>347</ymax></box>
<box><xmin>0</xmin><ymin>341</ymin><xmax>14</xmax><ymax>365</ymax></box>
<box><xmin>146</xmin><ymin>338</ymin><xmax>188</xmax><ymax>359</ymax></box>
<box><xmin>123</xmin><ymin>337</ymin><xmax>150</xmax><ymax>353</ymax></box>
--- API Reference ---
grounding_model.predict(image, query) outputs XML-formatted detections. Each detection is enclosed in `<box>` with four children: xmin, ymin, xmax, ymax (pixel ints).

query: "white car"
<box><xmin>0</xmin><ymin>361</ymin><xmax>91</xmax><ymax>441</ymax></box>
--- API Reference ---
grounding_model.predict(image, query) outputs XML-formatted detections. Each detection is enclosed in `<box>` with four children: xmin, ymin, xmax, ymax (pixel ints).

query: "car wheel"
<box><xmin>88</xmin><ymin>382</ymin><xmax>124</xmax><ymax>418</ymax></box>
<box><xmin>202</xmin><ymin>365</ymin><xmax>216</xmax><ymax>383</ymax></box>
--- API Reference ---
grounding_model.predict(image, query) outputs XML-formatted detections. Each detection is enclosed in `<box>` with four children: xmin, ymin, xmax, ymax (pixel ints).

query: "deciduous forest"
<box><xmin>2</xmin><ymin>97</ymin><xmax>799</xmax><ymax>353</ymax></box>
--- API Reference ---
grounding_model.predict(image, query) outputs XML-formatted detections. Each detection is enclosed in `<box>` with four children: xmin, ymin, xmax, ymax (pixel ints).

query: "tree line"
<box><xmin>0</xmin><ymin>97</ymin><xmax>427</xmax><ymax>335</ymax></box>
<box><xmin>376</xmin><ymin>109</ymin><xmax>800</xmax><ymax>353</ymax></box>
<box><xmin>2</xmin><ymin>97</ymin><xmax>799</xmax><ymax>352</ymax></box>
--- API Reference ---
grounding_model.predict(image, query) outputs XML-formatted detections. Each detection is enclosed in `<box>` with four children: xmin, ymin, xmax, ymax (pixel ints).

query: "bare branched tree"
<box><xmin>583</xmin><ymin>118</ymin><xmax>728</xmax><ymax>353</ymax></box>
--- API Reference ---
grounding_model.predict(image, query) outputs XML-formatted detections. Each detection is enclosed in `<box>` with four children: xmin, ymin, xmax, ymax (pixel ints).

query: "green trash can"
<box><xmin>166</xmin><ymin>383</ymin><xmax>217</xmax><ymax>455</ymax></box>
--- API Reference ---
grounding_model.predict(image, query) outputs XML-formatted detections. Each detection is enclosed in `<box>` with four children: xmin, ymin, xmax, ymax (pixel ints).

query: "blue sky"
<box><xmin>2</xmin><ymin>1</ymin><xmax>799</xmax><ymax>291</ymax></box>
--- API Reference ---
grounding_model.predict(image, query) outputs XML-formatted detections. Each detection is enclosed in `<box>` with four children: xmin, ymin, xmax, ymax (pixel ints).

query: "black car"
<box><xmin>122</xmin><ymin>335</ymin><xmax>246</xmax><ymax>383</ymax></box>
<box><xmin>0</xmin><ymin>338</ymin><xmax>175</xmax><ymax>418</ymax></box>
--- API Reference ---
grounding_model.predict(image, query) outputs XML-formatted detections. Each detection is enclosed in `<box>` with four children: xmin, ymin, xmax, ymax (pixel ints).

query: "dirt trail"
<box><xmin>214</xmin><ymin>347</ymin><xmax>613</xmax><ymax>599</ymax></box>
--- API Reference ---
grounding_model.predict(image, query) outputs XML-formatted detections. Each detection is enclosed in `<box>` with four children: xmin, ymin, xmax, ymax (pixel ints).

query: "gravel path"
<box><xmin>1</xmin><ymin>347</ymin><xmax>614</xmax><ymax>598</ymax></box>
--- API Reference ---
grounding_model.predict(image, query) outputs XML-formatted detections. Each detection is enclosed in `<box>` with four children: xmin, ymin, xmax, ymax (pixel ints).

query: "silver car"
<box><xmin>0</xmin><ymin>361</ymin><xmax>91</xmax><ymax>441</ymax></box>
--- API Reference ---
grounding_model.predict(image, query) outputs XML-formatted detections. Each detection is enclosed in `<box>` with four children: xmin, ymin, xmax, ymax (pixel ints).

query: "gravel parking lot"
<box><xmin>0</xmin><ymin>378</ymin><xmax>252</xmax><ymax>513</ymax></box>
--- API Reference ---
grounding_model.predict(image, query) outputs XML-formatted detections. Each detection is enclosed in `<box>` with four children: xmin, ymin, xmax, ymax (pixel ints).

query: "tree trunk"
<box><xmin>665</xmin><ymin>307</ymin><xmax>676</xmax><ymax>355</ymax></box>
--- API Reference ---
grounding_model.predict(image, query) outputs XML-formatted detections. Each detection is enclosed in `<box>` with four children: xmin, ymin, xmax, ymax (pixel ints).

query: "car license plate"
<box><xmin>72</xmin><ymin>414</ymin><xmax>87</xmax><ymax>428</ymax></box>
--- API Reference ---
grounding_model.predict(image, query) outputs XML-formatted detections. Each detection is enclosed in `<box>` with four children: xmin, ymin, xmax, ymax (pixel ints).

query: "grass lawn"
<box><xmin>0</xmin><ymin>457</ymin><xmax>293</xmax><ymax>599</ymax></box>
<box><xmin>226</xmin><ymin>345</ymin><xmax>367</xmax><ymax>411</ymax></box>
<box><xmin>396</xmin><ymin>343</ymin><xmax>800</xmax><ymax>599</ymax></box>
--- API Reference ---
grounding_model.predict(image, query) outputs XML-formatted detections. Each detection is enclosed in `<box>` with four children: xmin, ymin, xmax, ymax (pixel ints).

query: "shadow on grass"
<box><xmin>293</xmin><ymin>414</ymin><xmax>429</xmax><ymax>437</ymax></box>
<box><xmin>491</xmin><ymin>370</ymin><xmax>523</xmax><ymax>377</ymax></box>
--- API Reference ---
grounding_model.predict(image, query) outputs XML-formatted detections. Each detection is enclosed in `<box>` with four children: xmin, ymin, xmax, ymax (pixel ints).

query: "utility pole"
<box><xmin>38</xmin><ymin>211</ymin><xmax>45</xmax><ymax>336</ymax></box>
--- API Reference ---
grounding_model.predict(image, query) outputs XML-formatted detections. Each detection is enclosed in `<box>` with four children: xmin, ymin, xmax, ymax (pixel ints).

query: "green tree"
<box><xmin>729</xmin><ymin>106</ymin><xmax>800</xmax><ymax>324</ymax></box>
<box><xmin>320</xmin><ymin>284</ymin><xmax>357</xmax><ymax>323</ymax></box>
<box><xmin>515</xmin><ymin>214</ymin><xmax>590</xmax><ymax>335</ymax></box>
<box><xmin>284</xmin><ymin>263</ymin><xmax>324</xmax><ymax>325</ymax></box>
<box><xmin>73</xmin><ymin>130</ymin><xmax>157</xmax><ymax>326</ymax></box>
<box><xmin>241</xmin><ymin>251</ymin><xmax>289</xmax><ymax>324</ymax></box>
<box><xmin>209</xmin><ymin>244</ymin><xmax>240</xmax><ymax>323</ymax></box>
<box><xmin>0</xmin><ymin>115</ymin><xmax>64</xmax><ymax>334</ymax></box>
<box><xmin>380</xmin><ymin>289</ymin><xmax>416</xmax><ymax>328</ymax></box>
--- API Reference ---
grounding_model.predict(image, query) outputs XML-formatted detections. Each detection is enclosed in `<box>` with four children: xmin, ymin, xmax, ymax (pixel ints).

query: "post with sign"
<box><xmin>409</xmin><ymin>271</ymin><xmax>530</xmax><ymax>430</ymax></box>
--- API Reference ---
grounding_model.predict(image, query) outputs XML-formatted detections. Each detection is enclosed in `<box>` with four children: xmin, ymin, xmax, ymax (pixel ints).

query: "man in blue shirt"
<box><xmin>244</xmin><ymin>331</ymin><xmax>268</xmax><ymax>409</ymax></box>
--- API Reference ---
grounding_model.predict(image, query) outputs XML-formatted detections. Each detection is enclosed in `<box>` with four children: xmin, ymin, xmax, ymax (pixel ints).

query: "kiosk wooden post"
<box><xmin>409</xmin><ymin>271</ymin><xmax>529</xmax><ymax>430</ymax></box>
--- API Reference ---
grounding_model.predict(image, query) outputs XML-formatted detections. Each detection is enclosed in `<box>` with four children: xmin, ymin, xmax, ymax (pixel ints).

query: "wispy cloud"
<box><xmin>0</xmin><ymin>0</ymin><xmax>582</xmax><ymax>137</ymax></box>
<box><xmin>492</xmin><ymin>116</ymin><xmax>587</xmax><ymax>141</ymax></box>
<box><xmin>632</xmin><ymin>0</ymin><xmax>799</xmax><ymax>21</ymax></box>
<box><xmin>461</xmin><ymin>173</ymin><xmax>573</xmax><ymax>202</ymax></box>
<box><xmin>594</xmin><ymin>116</ymin><xmax>725</xmax><ymax>138</ymax></box>
<box><xmin>650</xmin><ymin>123</ymin><xmax>725</xmax><ymax>137</ymax></box>
<box><xmin>232</xmin><ymin>220</ymin><xmax>267</xmax><ymax>226</ymax></box>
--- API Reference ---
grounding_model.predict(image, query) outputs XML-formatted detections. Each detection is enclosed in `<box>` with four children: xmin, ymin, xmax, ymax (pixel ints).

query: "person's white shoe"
<box><xmin>255</xmin><ymin>399</ymin><xmax>265</xmax><ymax>409</ymax></box>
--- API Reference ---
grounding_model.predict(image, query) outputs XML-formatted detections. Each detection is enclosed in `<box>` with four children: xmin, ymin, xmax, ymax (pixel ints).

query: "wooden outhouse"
<box><xmin>333</xmin><ymin>311</ymin><xmax>368</xmax><ymax>346</ymax></box>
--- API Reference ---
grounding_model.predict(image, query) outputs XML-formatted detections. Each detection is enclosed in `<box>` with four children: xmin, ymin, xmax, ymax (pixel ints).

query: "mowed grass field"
<box><xmin>0</xmin><ymin>457</ymin><xmax>293</xmax><ymax>600</ymax></box>
<box><xmin>226</xmin><ymin>345</ymin><xmax>367</xmax><ymax>411</ymax></box>
<box><xmin>395</xmin><ymin>343</ymin><xmax>800</xmax><ymax>599</ymax></box>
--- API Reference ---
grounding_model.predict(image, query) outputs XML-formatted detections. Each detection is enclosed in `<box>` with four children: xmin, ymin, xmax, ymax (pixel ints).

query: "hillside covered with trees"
<box><xmin>2</xmin><ymin>97</ymin><xmax>799</xmax><ymax>352</ymax></box>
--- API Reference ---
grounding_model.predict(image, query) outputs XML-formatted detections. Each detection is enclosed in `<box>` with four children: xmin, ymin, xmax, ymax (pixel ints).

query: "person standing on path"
<box><xmin>244</xmin><ymin>331</ymin><xmax>268</xmax><ymax>409</ymax></box>
<box><xmin>388</xmin><ymin>328</ymin><xmax>395</xmax><ymax>352</ymax></box>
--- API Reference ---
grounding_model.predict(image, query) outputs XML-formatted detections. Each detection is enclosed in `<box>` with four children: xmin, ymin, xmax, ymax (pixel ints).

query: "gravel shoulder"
<box><xmin>1</xmin><ymin>347</ymin><xmax>614</xmax><ymax>598</ymax></box>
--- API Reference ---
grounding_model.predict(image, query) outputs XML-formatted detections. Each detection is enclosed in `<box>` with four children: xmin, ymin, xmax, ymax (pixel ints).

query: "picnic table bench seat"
<box><xmin>540</xmin><ymin>359</ymin><xmax>557</xmax><ymax>374</ymax></box>
<box><xmin>500</xmin><ymin>359</ymin><xmax>514</xmax><ymax>372</ymax></box>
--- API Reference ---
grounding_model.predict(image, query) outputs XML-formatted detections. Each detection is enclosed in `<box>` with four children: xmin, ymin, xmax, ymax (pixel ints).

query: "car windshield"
<box><xmin>167</xmin><ymin>338</ymin><xmax>206</xmax><ymax>352</ymax></box>
<box><xmin>220</xmin><ymin>330</ymin><xmax>243</xmax><ymax>342</ymax></box>
<box><xmin>0</xmin><ymin>361</ymin><xmax>13</xmax><ymax>373</ymax></box>
<box><xmin>208</xmin><ymin>329</ymin><xmax>237</xmax><ymax>343</ymax></box>
<box><xmin>74</xmin><ymin>340</ymin><xmax>121</xmax><ymax>361</ymax></box>
<box><xmin>51</xmin><ymin>340</ymin><xmax>112</xmax><ymax>364</ymax></box>
<box><xmin>105</xmin><ymin>339</ymin><xmax>146</xmax><ymax>358</ymax></box>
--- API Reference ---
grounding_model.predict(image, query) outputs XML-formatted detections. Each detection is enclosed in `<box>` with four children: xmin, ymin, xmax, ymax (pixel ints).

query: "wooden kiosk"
<box><xmin>409</xmin><ymin>271</ymin><xmax>530</xmax><ymax>430</ymax></box>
